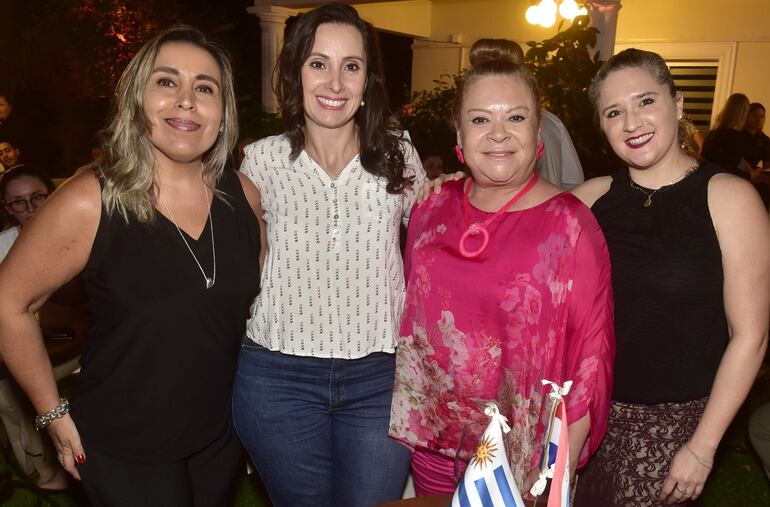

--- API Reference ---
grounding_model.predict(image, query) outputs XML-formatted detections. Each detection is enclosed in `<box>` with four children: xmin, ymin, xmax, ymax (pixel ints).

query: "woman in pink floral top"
<box><xmin>389</xmin><ymin>39</ymin><xmax>615</xmax><ymax>496</ymax></box>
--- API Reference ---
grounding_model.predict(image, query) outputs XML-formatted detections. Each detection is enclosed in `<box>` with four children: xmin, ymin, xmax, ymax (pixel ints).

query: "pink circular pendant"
<box><xmin>459</xmin><ymin>223</ymin><xmax>489</xmax><ymax>258</ymax></box>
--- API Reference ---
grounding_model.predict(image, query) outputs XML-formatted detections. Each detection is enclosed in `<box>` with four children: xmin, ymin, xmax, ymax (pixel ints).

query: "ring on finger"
<box><xmin>675</xmin><ymin>485</ymin><xmax>688</xmax><ymax>495</ymax></box>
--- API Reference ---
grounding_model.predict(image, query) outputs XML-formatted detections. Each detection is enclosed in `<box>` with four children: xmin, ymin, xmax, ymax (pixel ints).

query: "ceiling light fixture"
<box><xmin>525</xmin><ymin>0</ymin><xmax>588</xmax><ymax>28</ymax></box>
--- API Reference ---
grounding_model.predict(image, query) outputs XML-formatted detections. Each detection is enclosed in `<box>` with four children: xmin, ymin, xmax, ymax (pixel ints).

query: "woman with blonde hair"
<box><xmin>701</xmin><ymin>92</ymin><xmax>753</xmax><ymax>176</ymax></box>
<box><xmin>0</xmin><ymin>26</ymin><xmax>261</xmax><ymax>505</ymax></box>
<box><xmin>573</xmin><ymin>49</ymin><xmax>768</xmax><ymax>506</ymax></box>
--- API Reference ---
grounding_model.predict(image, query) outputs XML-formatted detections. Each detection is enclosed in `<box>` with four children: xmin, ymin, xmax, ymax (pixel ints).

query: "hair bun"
<box><xmin>469</xmin><ymin>39</ymin><xmax>524</xmax><ymax>68</ymax></box>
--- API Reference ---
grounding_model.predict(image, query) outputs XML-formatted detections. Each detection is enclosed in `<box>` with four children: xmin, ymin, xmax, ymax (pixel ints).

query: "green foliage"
<box><xmin>237</xmin><ymin>99</ymin><xmax>283</xmax><ymax>143</ymax></box>
<box><xmin>10</xmin><ymin>0</ymin><xmax>260</xmax><ymax>102</ymax></box>
<box><xmin>525</xmin><ymin>15</ymin><xmax>618</xmax><ymax>178</ymax></box>
<box><xmin>20</xmin><ymin>0</ymin><xmax>188</xmax><ymax>98</ymax></box>
<box><xmin>401</xmin><ymin>16</ymin><xmax>621</xmax><ymax>178</ymax></box>
<box><xmin>400</xmin><ymin>74</ymin><xmax>464</xmax><ymax>171</ymax></box>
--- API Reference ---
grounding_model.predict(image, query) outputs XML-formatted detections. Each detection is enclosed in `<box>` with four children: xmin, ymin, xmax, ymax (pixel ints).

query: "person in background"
<box><xmin>0</xmin><ymin>91</ymin><xmax>15</xmax><ymax>135</ymax></box>
<box><xmin>701</xmin><ymin>93</ymin><xmax>753</xmax><ymax>177</ymax></box>
<box><xmin>537</xmin><ymin>109</ymin><xmax>585</xmax><ymax>190</ymax></box>
<box><xmin>421</xmin><ymin>152</ymin><xmax>445</xmax><ymax>179</ymax></box>
<box><xmin>678</xmin><ymin>112</ymin><xmax>704</xmax><ymax>159</ymax></box>
<box><xmin>743</xmin><ymin>102</ymin><xmax>770</xmax><ymax>169</ymax></box>
<box><xmin>232</xmin><ymin>4</ymin><xmax>425</xmax><ymax>506</ymax></box>
<box><xmin>0</xmin><ymin>91</ymin><xmax>37</xmax><ymax>169</ymax></box>
<box><xmin>0</xmin><ymin>165</ymin><xmax>54</xmax><ymax>256</ymax></box>
<box><xmin>0</xmin><ymin>138</ymin><xmax>22</xmax><ymax>171</ymax></box>
<box><xmin>742</xmin><ymin>102</ymin><xmax>770</xmax><ymax>208</ymax></box>
<box><xmin>573</xmin><ymin>49</ymin><xmax>769</xmax><ymax>506</ymax></box>
<box><xmin>0</xmin><ymin>165</ymin><xmax>70</xmax><ymax>493</ymax></box>
<box><xmin>390</xmin><ymin>38</ymin><xmax>614</xmax><ymax>497</ymax></box>
<box><xmin>0</xmin><ymin>26</ymin><xmax>261</xmax><ymax>506</ymax></box>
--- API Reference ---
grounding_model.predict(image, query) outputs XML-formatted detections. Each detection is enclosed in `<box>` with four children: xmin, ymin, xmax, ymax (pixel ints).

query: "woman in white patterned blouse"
<box><xmin>232</xmin><ymin>4</ymin><xmax>426</xmax><ymax>507</ymax></box>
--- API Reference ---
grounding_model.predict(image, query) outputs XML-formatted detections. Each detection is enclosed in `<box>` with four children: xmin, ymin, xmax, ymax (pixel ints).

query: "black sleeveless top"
<box><xmin>73</xmin><ymin>169</ymin><xmax>260</xmax><ymax>462</ymax></box>
<box><xmin>592</xmin><ymin>163</ymin><xmax>728</xmax><ymax>404</ymax></box>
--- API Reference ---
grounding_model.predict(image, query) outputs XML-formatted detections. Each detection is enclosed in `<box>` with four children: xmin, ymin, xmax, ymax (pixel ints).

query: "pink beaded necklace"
<box><xmin>460</xmin><ymin>172</ymin><xmax>539</xmax><ymax>258</ymax></box>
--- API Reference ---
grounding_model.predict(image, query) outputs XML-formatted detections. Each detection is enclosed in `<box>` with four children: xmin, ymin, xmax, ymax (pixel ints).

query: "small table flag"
<box><xmin>450</xmin><ymin>403</ymin><xmax>526</xmax><ymax>507</ymax></box>
<box><xmin>529</xmin><ymin>380</ymin><xmax>572</xmax><ymax>507</ymax></box>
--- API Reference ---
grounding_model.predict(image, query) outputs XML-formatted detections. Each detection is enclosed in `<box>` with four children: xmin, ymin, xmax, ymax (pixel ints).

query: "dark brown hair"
<box><xmin>452</xmin><ymin>38</ymin><xmax>542</xmax><ymax>126</ymax></box>
<box><xmin>274</xmin><ymin>3</ymin><xmax>410</xmax><ymax>194</ymax></box>
<box><xmin>0</xmin><ymin>165</ymin><xmax>56</xmax><ymax>230</ymax></box>
<box><xmin>0</xmin><ymin>165</ymin><xmax>56</xmax><ymax>199</ymax></box>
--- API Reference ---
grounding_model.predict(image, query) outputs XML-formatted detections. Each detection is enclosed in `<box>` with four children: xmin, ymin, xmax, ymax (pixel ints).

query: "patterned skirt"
<box><xmin>573</xmin><ymin>398</ymin><xmax>707</xmax><ymax>507</ymax></box>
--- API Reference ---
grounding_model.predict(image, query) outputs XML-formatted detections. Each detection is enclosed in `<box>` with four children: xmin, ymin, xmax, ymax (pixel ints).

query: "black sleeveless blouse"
<box><xmin>73</xmin><ymin>169</ymin><xmax>260</xmax><ymax>462</ymax></box>
<box><xmin>591</xmin><ymin>162</ymin><xmax>728</xmax><ymax>404</ymax></box>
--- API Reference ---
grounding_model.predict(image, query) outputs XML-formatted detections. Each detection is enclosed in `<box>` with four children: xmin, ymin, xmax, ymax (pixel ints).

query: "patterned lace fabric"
<box><xmin>574</xmin><ymin>398</ymin><xmax>707</xmax><ymax>506</ymax></box>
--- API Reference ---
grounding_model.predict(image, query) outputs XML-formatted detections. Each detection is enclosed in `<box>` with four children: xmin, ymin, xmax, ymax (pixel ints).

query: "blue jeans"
<box><xmin>233</xmin><ymin>343</ymin><xmax>410</xmax><ymax>507</ymax></box>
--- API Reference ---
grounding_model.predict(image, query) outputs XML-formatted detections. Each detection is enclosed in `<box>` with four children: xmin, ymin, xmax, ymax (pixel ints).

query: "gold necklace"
<box><xmin>629</xmin><ymin>159</ymin><xmax>699</xmax><ymax>207</ymax></box>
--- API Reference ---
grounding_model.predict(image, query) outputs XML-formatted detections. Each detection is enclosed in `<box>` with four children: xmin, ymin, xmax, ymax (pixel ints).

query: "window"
<box><xmin>669</xmin><ymin>64</ymin><xmax>718</xmax><ymax>134</ymax></box>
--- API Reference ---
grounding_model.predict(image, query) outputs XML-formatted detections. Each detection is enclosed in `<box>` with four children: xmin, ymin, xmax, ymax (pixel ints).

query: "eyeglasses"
<box><xmin>5</xmin><ymin>193</ymin><xmax>49</xmax><ymax>213</ymax></box>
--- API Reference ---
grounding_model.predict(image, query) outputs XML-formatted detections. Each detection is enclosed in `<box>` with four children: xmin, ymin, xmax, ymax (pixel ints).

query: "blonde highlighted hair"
<box><xmin>713</xmin><ymin>93</ymin><xmax>750</xmax><ymax>131</ymax></box>
<box><xmin>97</xmin><ymin>25</ymin><xmax>238</xmax><ymax>223</ymax></box>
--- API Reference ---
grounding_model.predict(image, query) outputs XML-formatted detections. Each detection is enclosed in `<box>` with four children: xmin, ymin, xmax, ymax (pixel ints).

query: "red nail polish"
<box><xmin>75</xmin><ymin>454</ymin><xmax>86</xmax><ymax>464</ymax></box>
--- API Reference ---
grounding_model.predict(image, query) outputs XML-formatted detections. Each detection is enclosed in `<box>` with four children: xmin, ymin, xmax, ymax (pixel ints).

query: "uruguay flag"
<box><xmin>450</xmin><ymin>403</ymin><xmax>525</xmax><ymax>507</ymax></box>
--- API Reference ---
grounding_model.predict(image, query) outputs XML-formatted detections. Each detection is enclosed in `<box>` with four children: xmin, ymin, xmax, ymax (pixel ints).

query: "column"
<box><xmin>247</xmin><ymin>3</ymin><xmax>298</xmax><ymax>113</ymax></box>
<box><xmin>586</xmin><ymin>0</ymin><xmax>622</xmax><ymax>61</ymax></box>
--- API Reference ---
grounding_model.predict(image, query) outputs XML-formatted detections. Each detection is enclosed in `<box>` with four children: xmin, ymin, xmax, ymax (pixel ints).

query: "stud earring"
<box><xmin>360</xmin><ymin>99</ymin><xmax>365</xmax><ymax>107</ymax></box>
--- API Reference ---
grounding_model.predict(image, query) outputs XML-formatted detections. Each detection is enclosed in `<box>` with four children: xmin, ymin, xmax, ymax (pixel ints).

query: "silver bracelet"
<box><xmin>34</xmin><ymin>398</ymin><xmax>70</xmax><ymax>431</ymax></box>
<box><xmin>684</xmin><ymin>443</ymin><xmax>713</xmax><ymax>470</ymax></box>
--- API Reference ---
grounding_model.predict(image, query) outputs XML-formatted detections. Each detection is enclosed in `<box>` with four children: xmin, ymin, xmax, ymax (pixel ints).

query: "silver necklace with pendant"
<box><xmin>158</xmin><ymin>182</ymin><xmax>216</xmax><ymax>289</ymax></box>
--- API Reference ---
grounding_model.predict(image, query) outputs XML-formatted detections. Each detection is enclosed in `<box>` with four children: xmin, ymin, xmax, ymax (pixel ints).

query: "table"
<box><xmin>376</xmin><ymin>494</ymin><xmax>537</xmax><ymax>507</ymax></box>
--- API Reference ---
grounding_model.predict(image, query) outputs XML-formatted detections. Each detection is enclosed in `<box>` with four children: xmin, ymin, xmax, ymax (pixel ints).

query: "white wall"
<box><xmin>351</xmin><ymin>0</ymin><xmax>770</xmax><ymax>114</ymax></box>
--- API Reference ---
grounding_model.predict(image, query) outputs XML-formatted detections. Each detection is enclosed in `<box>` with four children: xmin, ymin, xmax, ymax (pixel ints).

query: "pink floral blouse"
<box><xmin>390</xmin><ymin>179</ymin><xmax>615</xmax><ymax>487</ymax></box>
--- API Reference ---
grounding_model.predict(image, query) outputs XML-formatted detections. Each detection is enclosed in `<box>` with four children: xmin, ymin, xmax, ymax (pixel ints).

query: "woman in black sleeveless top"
<box><xmin>572</xmin><ymin>49</ymin><xmax>769</xmax><ymax>506</ymax></box>
<box><xmin>0</xmin><ymin>27</ymin><xmax>261</xmax><ymax>506</ymax></box>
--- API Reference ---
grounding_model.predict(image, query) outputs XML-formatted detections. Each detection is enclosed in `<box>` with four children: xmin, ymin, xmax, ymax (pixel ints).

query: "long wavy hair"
<box><xmin>97</xmin><ymin>25</ymin><xmax>238</xmax><ymax>223</ymax></box>
<box><xmin>274</xmin><ymin>3</ymin><xmax>410</xmax><ymax>194</ymax></box>
<box><xmin>452</xmin><ymin>39</ymin><xmax>542</xmax><ymax>127</ymax></box>
<box><xmin>713</xmin><ymin>93</ymin><xmax>750</xmax><ymax>131</ymax></box>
